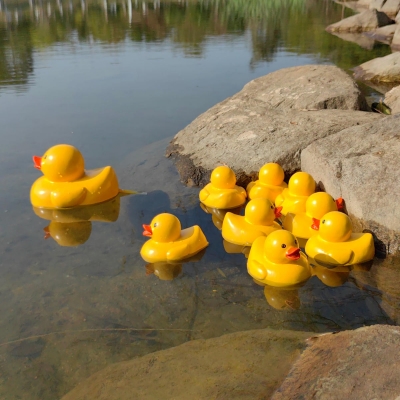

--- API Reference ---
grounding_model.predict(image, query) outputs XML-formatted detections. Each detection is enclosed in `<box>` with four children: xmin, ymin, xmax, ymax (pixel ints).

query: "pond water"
<box><xmin>0</xmin><ymin>0</ymin><xmax>399</xmax><ymax>398</ymax></box>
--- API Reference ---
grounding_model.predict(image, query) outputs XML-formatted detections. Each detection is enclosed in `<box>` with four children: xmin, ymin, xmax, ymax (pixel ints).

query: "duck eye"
<box><xmin>294</xmin><ymin>240</ymin><xmax>298</xmax><ymax>245</ymax></box>
<box><xmin>322</xmin><ymin>220</ymin><xmax>325</xmax><ymax>224</ymax></box>
<box><xmin>270</xmin><ymin>206</ymin><xmax>273</xmax><ymax>209</ymax></box>
<box><xmin>281</xmin><ymin>244</ymin><xmax>286</xmax><ymax>248</ymax></box>
<box><xmin>153</xmin><ymin>223</ymin><xmax>158</xmax><ymax>228</ymax></box>
<box><xmin>43</xmin><ymin>155</ymin><xmax>47</xmax><ymax>159</ymax></box>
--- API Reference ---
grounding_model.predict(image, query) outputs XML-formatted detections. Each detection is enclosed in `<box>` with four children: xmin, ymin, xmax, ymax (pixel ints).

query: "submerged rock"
<box><xmin>272</xmin><ymin>325</ymin><xmax>400</xmax><ymax>400</ymax></box>
<box><xmin>326</xmin><ymin>9</ymin><xmax>394</xmax><ymax>32</ymax></box>
<box><xmin>364</xmin><ymin>23</ymin><xmax>397</xmax><ymax>44</ymax></box>
<box><xmin>61</xmin><ymin>329</ymin><xmax>312</xmax><ymax>400</ymax></box>
<box><xmin>301</xmin><ymin>115</ymin><xmax>400</xmax><ymax>255</ymax></box>
<box><xmin>354</xmin><ymin>52</ymin><xmax>400</xmax><ymax>82</ymax></box>
<box><xmin>167</xmin><ymin>65</ymin><xmax>377</xmax><ymax>187</ymax></box>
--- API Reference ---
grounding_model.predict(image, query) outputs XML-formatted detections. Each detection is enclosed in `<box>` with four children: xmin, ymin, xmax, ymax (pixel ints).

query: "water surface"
<box><xmin>0</xmin><ymin>0</ymin><xmax>398</xmax><ymax>398</ymax></box>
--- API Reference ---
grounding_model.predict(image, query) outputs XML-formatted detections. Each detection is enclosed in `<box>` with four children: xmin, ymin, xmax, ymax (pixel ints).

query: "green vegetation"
<box><xmin>0</xmin><ymin>0</ymin><xmax>393</xmax><ymax>87</ymax></box>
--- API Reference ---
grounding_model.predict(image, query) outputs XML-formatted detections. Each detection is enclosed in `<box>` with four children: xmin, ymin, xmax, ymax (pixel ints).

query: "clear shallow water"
<box><xmin>0</xmin><ymin>0</ymin><xmax>399</xmax><ymax>398</ymax></box>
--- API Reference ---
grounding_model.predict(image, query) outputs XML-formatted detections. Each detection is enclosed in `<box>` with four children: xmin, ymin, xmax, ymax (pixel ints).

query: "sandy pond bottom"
<box><xmin>0</xmin><ymin>138</ymin><xmax>398</xmax><ymax>399</ymax></box>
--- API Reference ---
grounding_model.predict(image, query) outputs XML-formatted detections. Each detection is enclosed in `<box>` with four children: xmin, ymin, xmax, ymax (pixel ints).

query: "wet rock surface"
<box><xmin>384</xmin><ymin>84</ymin><xmax>400</xmax><ymax>113</ymax></box>
<box><xmin>301</xmin><ymin>115</ymin><xmax>400</xmax><ymax>255</ymax></box>
<box><xmin>272</xmin><ymin>324</ymin><xmax>400</xmax><ymax>400</ymax></box>
<box><xmin>354</xmin><ymin>51</ymin><xmax>400</xmax><ymax>83</ymax></box>
<box><xmin>61</xmin><ymin>329</ymin><xmax>312</xmax><ymax>400</ymax></box>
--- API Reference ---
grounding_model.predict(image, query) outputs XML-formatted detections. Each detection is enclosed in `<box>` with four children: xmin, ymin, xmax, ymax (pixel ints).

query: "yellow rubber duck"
<box><xmin>30</xmin><ymin>144</ymin><xmax>125</xmax><ymax>209</ymax></box>
<box><xmin>140</xmin><ymin>213</ymin><xmax>209</xmax><ymax>263</ymax></box>
<box><xmin>283</xmin><ymin>192</ymin><xmax>344</xmax><ymax>240</ymax></box>
<box><xmin>222</xmin><ymin>198</ymin><xmax>282</xmax><ymax>246</ymax></box>
<box><xmin>199</xmin><ymin>166</ymin><xmax>246</xmax><ymax>209</ymax></box>
<box><xmin>305</xmin><ymin>211</ymin><xmax>375</xmax><ymax>266</ymax></box>
<box><xmin>246</xmin><ymin>163</ymin><xmax>287</xmax><ymax>202</ymax></box>
<box><xmin>247</xmin><ymin>230</ymin><xmax>311</xmax><ymax>287</ymax></box>
<box><xmin>275</xmin><ymin>172</ymin><xmax>316</xmax><ymax>216</ymax></box>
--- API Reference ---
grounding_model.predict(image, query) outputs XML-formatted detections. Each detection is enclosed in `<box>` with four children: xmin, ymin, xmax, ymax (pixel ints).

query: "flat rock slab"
<box><xmin>61</xmin><ymin>329</ymin><xmax>312</xmax><ymax>400</ymax></box>
<box><xmin>326</xmin><ymin>9</ymin><xmax>394</xmax><ymax>32</ymax></box>
<box><xmin>272</xmin><ymin>325</ymin><xmax>400</xmax><ymax>400</ymax></box>
<box><xmin>354</xmin><ymin>51</ymin><xmax>400</xmax><ymax>83</ymax></box>
<box><xmin>384</xmin><ymin>85</ymin><xmax>400</xmax><ymax>113</ymax></box>
<box><xmin>391</xmin><ymin>22</ymin><xmax>400</xmax><ymax>49</ymax></box>
<box><xmin>167</xmin><ymin>65</ymin><xmax>378</xmax><ymax>187</ymax></box>
<box><xmin>301</xmin><ymin>115</ymin><xmax>400</xmax><ymax>255</ymax></box>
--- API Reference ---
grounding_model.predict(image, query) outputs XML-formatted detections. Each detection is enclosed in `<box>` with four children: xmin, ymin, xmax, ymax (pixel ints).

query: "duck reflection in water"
<box><xmin>32</xmin><ymin>195</ymin><xmax>122</xmax><ymax>247</ymax></box>
<box><xmin>199</xmin><ymin>202</ymin><xmax>243</xmax><ymax>231</ymax></box>
<box><xmin>144</xmin><ymin>249</ymin><xmax>206</xmax><ymax>281</ymax></box>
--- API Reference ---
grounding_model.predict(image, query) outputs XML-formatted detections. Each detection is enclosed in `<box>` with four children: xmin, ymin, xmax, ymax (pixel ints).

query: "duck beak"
<box><xmin>311</xmin><ymin>218</ymin><xmax>320</xmax><ymax>230</ymax></box>
<box><xmin>286</xmin><ymin>247</ymin><xmax>300</xmax><ymax>261</ymax></box>
<box><xmin>335</xmin><ymin>197</ymin><xmax>344</xmax><ymax>210</ymax></box>
<box><xmin>43</xmin><ymin>226</ymin><xmax>51</xmax><ymax>239</ymax></box>
<box><xmin>33</xmin><ymin>156</ymin><xmax>42</xmax><ymax>170</ymax></box>
<box><xmin>142</xmin><ymin>224</ymin><xmax>152</xmax><ymax>237</ymax></box>
<box><xmin>274</xmin><ymin>206</ymin><xmax>283</xmax><ymax>218</ymax></box>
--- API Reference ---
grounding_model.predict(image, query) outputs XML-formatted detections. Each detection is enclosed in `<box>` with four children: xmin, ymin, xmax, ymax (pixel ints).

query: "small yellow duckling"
<box><xmin>31</xmin><ymin>144</ymin><xmax>123</xmax><ymax>209</ymax></box>
<box><xmin>140</xmin><ymin>213</ymin><xmax>209</xmax><ymax>263</ymax></box>
<box><xmin>305</xmin><ymin>211</ymin><xmax>375</xmax><ymax>266</ymax></box>
<box><xmin>222</xmin><ymin>198</ymin><xmax>282</xmax><ymax>246</ymax></box>
<box><xmin>275</xmin><ymin>172</ymin><xmax>316</xmax><ymax>216</ymax></box>
<box><xmin>246</xmin><ymin>162</ymin><xmax>287</xmax><ymax>202</ymax></box>
<box><xmin>199</xmin><ymin>166</ymin><xmax>246</xmax><ymax>209</ymax></box>
<box><xmin>283</xmin><ymin>192</ymin><xmax>344</xmax><ymax>240</ymax></box>
<box><xmin>247</xmin><ymin>230</ymin><xmax>311</xmax><ymax>287</ymax></box>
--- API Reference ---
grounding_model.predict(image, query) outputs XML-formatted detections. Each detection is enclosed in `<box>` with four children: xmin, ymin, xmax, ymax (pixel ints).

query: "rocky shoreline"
<box><xmin>166</xmin><ymin>0</ymin><xmax>400</xmax><ymax>256</ymax></box>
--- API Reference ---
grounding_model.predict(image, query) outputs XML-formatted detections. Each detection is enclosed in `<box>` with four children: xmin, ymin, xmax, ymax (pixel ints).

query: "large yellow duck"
<box><xmin>305</xmin><ymin>211</ymin><xmax>375</xmax><ymax>266</ymax></box>
<box><xmin>222</xmin><ymin>198</ymin><xmax>282</xmax><ymax>246</ymax></box>
<box><xmin>140</xmin><ymin>213</ymin><xmax>209</xmax><ymax>263</ymax></box>
<box><xmin>199</xmin><ymin>166</ymin><xmax>247</xmax><ymax>209</ymax></box>
<box><xmin>283</xmin><ymin>192</ymin><xmax>344</xmax><ymax>240</ymax></box>
<box><xmin>275</xmin><ymin>172</ymin><xmax>316</xmax><ymax>216</ymax></box>
<box><xmin>246</xmin><ymin>162</ymin><xmax>287</xmax><ymax>202</ymax></box>
<box><xmin>247</xmin><ymin>230</ymin><xmax>311</xmax><ymax>287</ymax></box>
<box><xmin>31</xmin><ymin>144</ymin><xmax>124</xmax><ymax>209</ymax></box>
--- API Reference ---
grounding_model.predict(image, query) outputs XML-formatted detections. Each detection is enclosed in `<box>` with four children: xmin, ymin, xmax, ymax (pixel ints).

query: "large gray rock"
<box><xmin>364</xmin><ymin>23</ymin><xmax>397</xmax><ymax>44</ymax></box>
<box><xmin>272</xmin><ymin>325</ymin><xmax>400</xmax><ymax>400</ymax></box>
<box><xmin>369</xmin><ymin>0</ymin><xmax>387</xmax><ymax>10</ymax></box>
<box><xmin>167</xmin><ymin>65</ymin><xmax>376</xmax><ymax>187</ymax></box>
<box><xmin>301</xmin><ymin>115</ymin><xmax>400</xmax><ymax>255</ymax></box>
<box><xmin>61</xmin><ymin>329</ymin><xmax>312</xmax><ymax>400</ymax></box>
<box><xmin>384</xmin><ymin>84</ymin><xmax>400</xmax><ymax>113</ymax></box>
<box><xmin>391</xmin><ymin>21</ymin><xmax>400</xmax><ymax>48</ymax></box>
<box><xmin>381</xmin><ymin>0</ymin><xmax>400</xmax><ymax>15</ymax></box>
<box><xmin>354</xmin><ymin>51</ymin><xmax>400</xmax><ymax>82</ymax></box>
<box><xmin>326</xmin><ymin>9</ymin><xmax>394</xmax><ymax>32</ymax></box>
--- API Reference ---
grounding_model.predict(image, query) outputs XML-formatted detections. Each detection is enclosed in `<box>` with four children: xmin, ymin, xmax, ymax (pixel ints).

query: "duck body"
<box><xmin>199</xmin><ymin>166</ymin><xmax>246</xmax><ymax>209</ymax></box>
<box><xmin>305</xmin><ymin>232</ymin><xmax>375</xmax><ymax>266</ymax></box>
<box><xmin>31</xmin><ymin>167</ymin><xmax>119</xmax><ymax>209</ymax></box>
<box><xmin>31</xmin><ymin>144</ymin><xmax>120</xmax><ymax>209</ymax></box>
<box><xmin>247</xmin><ymin>230</ymin><xmax>311</xmax><ymax>287</ymax></box>
<box><xmin>275</xmin><ymin>172</ymin><xmax>315</xmax><ymax>216</ymax></box>
<box><xmin>140</xmin><ymin>213</ymin><xmax>208</xmax><ymax>263</ymax></box>
<box><xmin>305</xmin><ymin>211</ymin><xmax>375</xmax><ymax>266</ymax></box>
<box><xmin>247</xmin><ymin>181</ymin><xmax>287</xmax><ymax>203</ymax></box>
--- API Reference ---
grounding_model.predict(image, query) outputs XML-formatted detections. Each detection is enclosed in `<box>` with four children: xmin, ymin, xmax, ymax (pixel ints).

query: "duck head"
<box><xmin>33</xmin><ymin>144</ymin><xmax>85</xmax><ymax>182</ymax></box>
<box><xmin>306</xmin><ymin>192</ymin><xmax>343</xmax><ymax>229</ymax></box>
<box><xmin>210</xmin><ymin>166</ymin><xmax>236</xmax><ymax>189</ymax></box>
<box><xmin>258</xmin><ymin>163</ymin><xmax>285</xmax><ymax>186</ymax></box>
<box><xmin>244</xmin><ymin>198</ymin><xmax>281</xmax><ymax>226</ymax></box>
<box><xmin>288</xmin><ymin>172</ymin><xmax>315</xmax><ymax>197</ymax></box>
<box><xmin>318</xmin><ymin>211</ymin><xmax>352</xmax><ymax>242</ymax></box>
<box><xmin>142</xmin><ymin>213</ymin><xmax>181</xmax><ymax>243</ymax></box>
<box><xmin>263</xmin><ymin>230</ymin><xmax>301</xmax><ymax>264</ymax></box>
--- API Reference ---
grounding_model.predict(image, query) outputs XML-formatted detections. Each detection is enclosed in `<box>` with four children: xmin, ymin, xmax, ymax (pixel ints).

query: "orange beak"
<box><xmin>311</xmin><ymin>218</ymin><xmax>320</xmax><ymax>230</ymax></box>
<box><xmin>43</xmin><ymin>226</ymin><xmax>51</xmax><ymax>239</ymax></box>
<box><xmin>142</xmin><ymin>224</ymin><xmax>152</xmax><ymax>237</ymax></box>
<box><xmin>336</xmin><ymin>197</ymin><xmax>344</xmax><ymax>210</ymax></box>
<box><xmin>286</xmin><ymin>247</ymin><xmax>300</xmax><ymax>261</ymax></box>
<box><xmin>33</xmin><ymin>156</ymin><xmax>42</xmax><ymax>170</ymax></box>
<box><xmin>274</xmin><ymin>206</ymin><xmax>283</xmax><ymax>218</ymax></box>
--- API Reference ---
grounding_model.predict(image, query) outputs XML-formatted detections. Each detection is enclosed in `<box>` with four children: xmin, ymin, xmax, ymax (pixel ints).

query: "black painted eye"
<box><xmin>271</xmin><ymin>205</ymin><xmax>274</xmax><ymax>209</ymax></box>
<box><xmin>294</xmin><ymin>240</ymin><xmax>298</xmax><ymax>245</ymax></box>
<box><xmin>281</xmin><ymin>244</ymin><xmax>286</xmax><ymax>248</ymax></box>
<box><xmin>43</xmin><ymin>155</ymin><xmax>47</xmax><ymax>159</ymax></box>
<box><xmin>153</xmin><ymin>223</ymin><xmax>158</xmax><ymax>228</ymax></box>
<box><xmin>322</xmin><ymin>220</ymin><xmax>325</xmax><ymax>224</ymax></box>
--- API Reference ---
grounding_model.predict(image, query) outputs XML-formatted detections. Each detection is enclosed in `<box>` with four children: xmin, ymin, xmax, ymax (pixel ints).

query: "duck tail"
<box><xmin>118</xmin><ymin>189</ymin><xmax>147</xmax><ymax>197</ymax></box>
